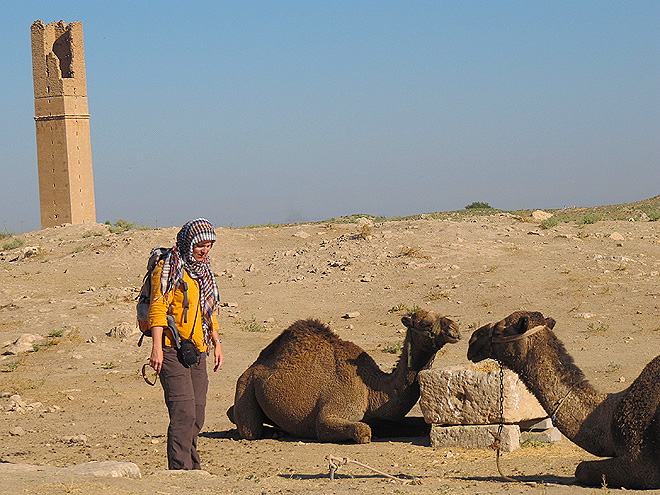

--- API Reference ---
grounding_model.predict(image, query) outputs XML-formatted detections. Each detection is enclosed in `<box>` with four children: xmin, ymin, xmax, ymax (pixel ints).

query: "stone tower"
<box><xmin>31</xmin><ymin>20</ymin><xmax>96</xmax><ymax>229</ymax></box>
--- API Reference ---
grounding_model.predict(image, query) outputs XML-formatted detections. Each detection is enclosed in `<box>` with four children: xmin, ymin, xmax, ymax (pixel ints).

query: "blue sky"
<box><xmin>2</xmin><ymin>1</ymin><xmax>659</xmax><ymax>233</ymax></box>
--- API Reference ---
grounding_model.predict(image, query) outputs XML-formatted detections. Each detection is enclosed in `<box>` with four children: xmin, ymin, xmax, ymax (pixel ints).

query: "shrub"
<box><xmin>0</xmin><ymin>231</ymin><xmax>13</xmax><ymax>240</ymax></box>
<box><xmin>579</xmin><ymin>215</ymin><xmax>599</xmax><ymax>225</ymax></box>
<box><xmin>238</xmin><ymin>316</ymin><xmax>265</xmax><ymax>333</ymax></box>
<box><xmin>387</xmin><ymin>303</ymin><xmax>408</xmax><ymax>313</ymax></box>
<box><xmin>107</xmin><ymin>219</ymin><xmax>136</xmax><ymax>234</ymax></box>
<box><xmin>1</xmin><ymin>237</ymin><xmax>25</xmax><ymax>251</ymax></box>
<box><xmin>647</xmin><ymin>210</ymin><xmax>660</xmax><ymax>222</ymax></box>
<box><xmin>48</xmin><ymin>329</ymin><xmax>65</xmax><ymax>338</ymax></box>
<box><xmin>465</xmin><ymin>202</ymin><xmax>492</xmax><ymax>210</ymax></box>
<box><xmin>382</xmin><ymin>343</ymin><xmax>403</xmax><ymax>354</ymax></box>
<box><xmin>540</xmin><ymin>217</ymin><xmax>559</xmax><ymax>229</ymax></box>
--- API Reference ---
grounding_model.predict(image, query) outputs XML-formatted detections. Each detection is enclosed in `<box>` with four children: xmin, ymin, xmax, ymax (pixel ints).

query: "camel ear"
<box><xmin>545</xmin><ymin>317</ymin><xmax>556</xmax><ymax>329</ymax></box>
<box><xmin>401</xmin><ymin>316</ymin><xmax>412</xmax><ymax>328</ymax></box>
<box><xmin>516</xmin><ymin>316</ymin><xmax>530</xmax><ymax>335</ymax></box>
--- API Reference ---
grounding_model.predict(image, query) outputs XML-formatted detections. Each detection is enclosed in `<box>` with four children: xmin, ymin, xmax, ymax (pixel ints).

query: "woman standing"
<box><xmin>148</xmin><ymin>218</ymin><xmax>224</xmax><ymax>470</ymax></box>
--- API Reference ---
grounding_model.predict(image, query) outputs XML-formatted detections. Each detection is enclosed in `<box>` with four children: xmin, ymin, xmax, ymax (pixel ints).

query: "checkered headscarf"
<box><xmin>160</xmin><ymin>218</ymin><xmax>219</xmax><ymax>346</ymax></box>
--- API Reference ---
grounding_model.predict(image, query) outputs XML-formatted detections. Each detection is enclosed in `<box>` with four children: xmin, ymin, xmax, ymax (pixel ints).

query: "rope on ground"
<box><xmin>325</xmin><ymin>455</ymin><xmax>421</xmax><ymax>484</ymax></box>
<box><xmin>490</xmin><ymin>432</ymin><xmax>538</xmax><ymax>487</ymax></box>
<box><xmin>489</xmin><ymin>432</ymin><xmax>518</xmax><ymax>483</ymax></box>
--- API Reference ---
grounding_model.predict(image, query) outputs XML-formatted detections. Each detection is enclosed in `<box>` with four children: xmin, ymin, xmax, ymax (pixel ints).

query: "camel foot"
<box><xmin>317</xmin><ymin>417</ymin><xmax>372</xmax><ymax>443</ymax></box>
<box><xmin>576</xmin><ymin>458</ymin><xmax>660</xmax><ymax>489</ymax></box>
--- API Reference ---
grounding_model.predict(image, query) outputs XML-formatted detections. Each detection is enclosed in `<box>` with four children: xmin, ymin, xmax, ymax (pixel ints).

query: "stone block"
<box><xmin>430</xmin><ymin>424</ymin><xmax>520</xmax><ymax>452</ymax></box>
<box><xmin>418</xmin><ymin>368</ymin><xmax>546</xmax><ymax>425</ymax></box>
<box><xmin>518</xmin><ymin>418</ymin><xmax>553</xmax><ymax>431</ymax></box>
<box><xmin>521</xmin><ymin>427</ymin><xmax>562</xmax><ymax>444</ymax></box>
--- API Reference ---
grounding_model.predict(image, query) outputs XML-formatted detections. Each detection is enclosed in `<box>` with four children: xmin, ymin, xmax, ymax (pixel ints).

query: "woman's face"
<box><xmin>192</xmin><ymin>240</ymin><xmax>214</xmax><ymax>262</ymax></box>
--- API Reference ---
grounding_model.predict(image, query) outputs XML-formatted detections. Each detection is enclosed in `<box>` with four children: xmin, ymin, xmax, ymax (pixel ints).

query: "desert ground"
<box><xmin>1</xmin><ymin>201</ymin><xmax>659</xmax><ymax>494</ymax></box>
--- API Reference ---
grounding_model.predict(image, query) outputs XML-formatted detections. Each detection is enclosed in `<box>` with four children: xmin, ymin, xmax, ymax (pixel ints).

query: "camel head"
<box><xmin>467</xmin><ymin>310</ymin><xmax>556</xmax><ymax>364</ymax></box>
<box><xmin>401</xmin><ymin>310</ymin><xmax>460</xmax><ymax>350</ymax></box>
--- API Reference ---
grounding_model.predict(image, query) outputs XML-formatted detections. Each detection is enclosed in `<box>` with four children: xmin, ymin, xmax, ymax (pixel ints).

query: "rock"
<box><xmin>58</xmin><ymin>434</ymin><xmax>87</xmax><ymax>445</ymax></box>
<box><xmin>610</xmin><ymin>232</ymin><xmax>625</xmax><ymax>241</ymax></box>
<box><xmin>9</xmin><ymin>426</ymin><xmax>25</xmax><ymax>436</ymax></box>
<box><xmin>343</xmin><ymin>312</ymin><xmax>360</xmax><ymax>319</ymax></box>
<box><xmin>418</xmin><ymin>368</ymin><xmax>546</xmax><ymax>425</ymax></box>
<box><xmin>106</xmin><ymin>321</ymin><xmax>138</xmax><ymax>339</ymax></box>
<box><xmin>430</xmin><ymin>424</ymin><xmax>520</xmax><ymax>452</ymax></box>
<box><xmin>63</xmin><ymin>461</ymin><xmax>141</xmax><ymax>479</ymax></box>
<box><xmin>573</xmin><ymin>313</ymin><xmax>597</xmax><ymax>319</ymax></box>
<box><xmin>531</xmin><ymin>210</ymin><xmax>553</xmax><ymax>221</ymax></box>
<box><xmin>0</xmin><ymin>460</ymin><xmax>141</xmax><ymax>479</ymax></box>
<box><xmin>0</xmin><ymin>462</ymin><xmax>47</xmax><ymax>473</ymax></box>
<box><xmin>3</xmin><ymin>334</ymin><xmax>44</xmax><ymax>355</ymax></box>
<box><xmin>18</xmin><ymin>246</ymin><xmax>41</xmax><ymax>260</ymax></box>
<box><xmin>293</xmin><ymin>231</ymin><xmax>310</xmax><ymax>238</ymax></box>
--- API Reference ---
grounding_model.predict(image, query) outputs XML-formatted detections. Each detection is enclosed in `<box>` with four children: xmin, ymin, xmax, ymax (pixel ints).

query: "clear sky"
<box><xmin>2</xmin><ymin>1</ymin><xmax>658</xmax><ymax>233</ymax></box>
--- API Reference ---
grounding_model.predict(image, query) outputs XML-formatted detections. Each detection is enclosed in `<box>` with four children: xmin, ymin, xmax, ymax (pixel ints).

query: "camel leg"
<box><xmin>232</xmin><ymin>373</ymin><xmax>266</xmax><ymax>440</ymax></box>
<box><xmin>575</xmin><ymin>457</ymin><xmax>660</xmax><ymax>489</ymax></box>
<box><xmin>316</xmin><ymin>413</ymin><xmax>372</xmax><ymax>443</ymax></box>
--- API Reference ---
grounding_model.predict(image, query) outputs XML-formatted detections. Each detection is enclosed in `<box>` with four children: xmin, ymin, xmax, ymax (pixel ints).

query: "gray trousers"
<box><xmin>159</xmin><ymin>347</ymin><xmax>208</xmax><ymax>470</ymax></box>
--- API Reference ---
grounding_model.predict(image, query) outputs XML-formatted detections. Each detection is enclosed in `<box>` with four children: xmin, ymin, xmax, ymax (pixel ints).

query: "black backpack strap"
<box><xmin>167</xmin><ymin>314</ymin><xmax>182</xmax><ymax>350</ymax></box>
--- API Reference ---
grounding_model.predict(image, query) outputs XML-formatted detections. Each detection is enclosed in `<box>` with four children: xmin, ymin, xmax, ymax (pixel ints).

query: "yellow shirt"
<box><xmin>147</xmin><ymin>260</ymin><xmax>219</xmax><ymax>352</ymax></box>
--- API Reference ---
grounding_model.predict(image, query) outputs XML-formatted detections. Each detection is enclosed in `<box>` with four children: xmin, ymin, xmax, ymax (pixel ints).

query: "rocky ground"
<box><xmin>1</xmin><ymin>204</ymin><xmax>659</xmax><ymax>494</ymax></box>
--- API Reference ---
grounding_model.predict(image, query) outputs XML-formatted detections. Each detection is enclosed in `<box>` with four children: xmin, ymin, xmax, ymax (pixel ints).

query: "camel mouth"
<box><xmin>467</xmin><ymin>343</ymin><xmax>488</xmax><ymax>363</ymax></box>
<box><xmin>466</xmin><ymin>326</ymin><xmax>491</xmax><ymax>362</ymax></box>
<box><xmin>442</xmin><ymin>331</ymin><xmax>460</xmax><ymax>344</ymax></box>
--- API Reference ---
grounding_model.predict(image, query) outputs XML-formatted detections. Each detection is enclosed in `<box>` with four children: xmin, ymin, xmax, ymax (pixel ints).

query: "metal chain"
<box><xmin>498</xmin><ymin>362</ymin><xmax>505</xmax><ymax>437</ymax></box>
<box><xmin>492</xmin><ymin>362</ymin><xmax>522</xmax><ymax>483</ymax></box>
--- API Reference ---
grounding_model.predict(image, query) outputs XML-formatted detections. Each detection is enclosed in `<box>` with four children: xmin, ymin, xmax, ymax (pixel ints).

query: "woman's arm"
<box><xmin>211</xmin><ymin>329</ymin><xmax>224</xmax><ymax>372</ymax></box>
<box><xmin>149</xmin><ymin>326</ymin><xmax>164</xmax><ymax>373</ymax></box>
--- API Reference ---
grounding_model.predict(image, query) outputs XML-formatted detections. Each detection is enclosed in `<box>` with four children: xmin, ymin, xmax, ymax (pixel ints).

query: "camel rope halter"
<box><xmin>405</xmin><ymin>316</ymin><xmax>444</xmax><ymax>368</ymax></box>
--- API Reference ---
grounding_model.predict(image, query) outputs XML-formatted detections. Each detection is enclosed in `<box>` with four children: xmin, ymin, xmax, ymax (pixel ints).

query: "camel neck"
<box><xmin>510</xmin><ymin>334</ymin><xmax>615</xmax><ymax>456</ymax></box>
<box><xmin>365</xmin><ymin>333</ymin><xmax>437</xmax><ymax>419</ymax></box>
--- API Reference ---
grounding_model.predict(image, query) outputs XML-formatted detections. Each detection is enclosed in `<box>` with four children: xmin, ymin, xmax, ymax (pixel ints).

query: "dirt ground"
<box><xmin>1</xmin><ymin>210</ymin><xmax>659</xmax><ymax>494</ymax></box>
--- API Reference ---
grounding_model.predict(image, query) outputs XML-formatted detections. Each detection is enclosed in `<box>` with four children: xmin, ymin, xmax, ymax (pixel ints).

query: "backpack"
<box><xmin>136</xmin><ymin>247</ymin><xmax>171</xmax><ymax>346</ymax></box>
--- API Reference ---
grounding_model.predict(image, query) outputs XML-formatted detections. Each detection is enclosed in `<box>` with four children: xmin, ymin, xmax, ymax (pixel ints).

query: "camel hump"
<box><xmin>255</xmin><ymin>318</ymin><xmax>344</xmax><ymax>362</ymax></box>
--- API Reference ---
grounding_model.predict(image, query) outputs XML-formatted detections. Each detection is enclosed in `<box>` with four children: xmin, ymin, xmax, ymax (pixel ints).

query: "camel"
<box><xmin>227</xmin><ymin>310</ymin><xmax>460</xmax><ymax>443</ymax></box>
<box><xmin>467</xmin><ymin>310</ymin><xmax>660</xmax><ymax>489</ymax></box>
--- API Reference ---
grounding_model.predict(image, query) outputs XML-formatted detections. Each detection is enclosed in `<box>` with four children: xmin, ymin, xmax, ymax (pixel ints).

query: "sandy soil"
<box><xmin>1</xmin><ymin>212</ymin><xmax>659</xmax><ymax>494</ymax></box>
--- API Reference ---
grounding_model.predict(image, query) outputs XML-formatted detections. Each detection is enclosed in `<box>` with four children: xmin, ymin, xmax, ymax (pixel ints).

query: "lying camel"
<box><xmin>467</xmin><ymin>310</ymin><xmax>660</xmax><ymax>489</ymax></box>
<box><xmin>228</xmin><ymin>310</ymin><xmax>460</xmax><ymax>443</ymax></box>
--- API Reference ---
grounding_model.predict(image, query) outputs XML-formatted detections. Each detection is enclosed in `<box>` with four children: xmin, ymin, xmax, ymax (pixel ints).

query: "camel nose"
<box><xmin>438</xmin><ymin>319</ymin><xmax>460</xmax><ymax>343</ymax></box>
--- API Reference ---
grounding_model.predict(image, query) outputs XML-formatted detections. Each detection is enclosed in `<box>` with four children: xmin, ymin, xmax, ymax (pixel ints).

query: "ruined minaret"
<box><xmin>31</xmin><ymin>20</ymin><xmax>96</xmax><ymax>229</ymax></box>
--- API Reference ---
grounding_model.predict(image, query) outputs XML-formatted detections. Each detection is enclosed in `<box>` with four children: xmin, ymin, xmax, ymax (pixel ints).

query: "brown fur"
<box><xmin>228</xmin><ymin>310</ymin><xmax>460</xmax><ymax>443</ymax></box>
<box><xmin>468</xmin><ymin>311</ymin><xmax>660</xmax><ymax>489</ymax></box>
